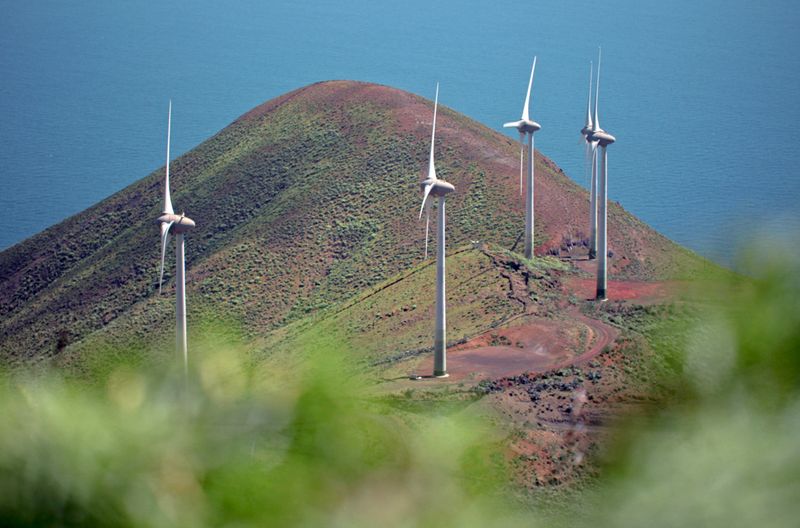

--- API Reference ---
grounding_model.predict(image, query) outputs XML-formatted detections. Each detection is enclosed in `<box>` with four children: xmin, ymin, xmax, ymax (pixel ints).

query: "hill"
<box><xmin>0</xmin><ymin>80</ymin><xmax>714</xmax><ymax>365</ymax></box>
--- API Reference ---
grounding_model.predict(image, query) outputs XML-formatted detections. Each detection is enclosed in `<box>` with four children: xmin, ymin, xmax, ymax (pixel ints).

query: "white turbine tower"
<box><xmin>419</xmin><ymin>83</ymin><xmax>455</xmax><ymax>378</ymax></box>
<box><xmin>157</xmin><ymin>101</ymin><xmax>196</xmax><ymax>375</ymax></box>
<box><xmin>504</xmin><ymin>57</ymin><xmax>541</xmax><ymax>260</ymax></box>
<box><xmin>588</xmin><ymin>52</ymin><xmax>616</xmax><ymax>300</ymax></box>
<box><xmin>581</xmin><ymin>60</ymin><xmax>599</xmax><ymax>260</ymax></box>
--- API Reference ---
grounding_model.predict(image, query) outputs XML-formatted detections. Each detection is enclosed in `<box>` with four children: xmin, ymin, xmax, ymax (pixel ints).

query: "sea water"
<box><xmin>1</xmin><ymin>0</ymin><xmax>798</xmax><ymax>264</ymax></box>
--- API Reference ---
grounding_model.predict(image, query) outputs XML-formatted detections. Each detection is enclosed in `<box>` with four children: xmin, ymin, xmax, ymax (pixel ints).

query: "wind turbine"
<box><xmin>581</xmin><ymin>60</ymin><xmax>599</xmax><ymax>260</ymax></box>
<box><xmin>156</xmin><ymin>101</ymin><xmax>196</xmax><ymax>375</ymax></box>
<box><xmin>588</xmin><ymin>51</ymin><xmax>616</xmax><ymax>300</ymax></box>
<box><xmin>419</xmin><ymin>83</ymin><xmax>455</xmax><ymax>378</ymax></box>
<box><xmin>504</xmin><ymin>57</ymin><xmax>541</xmax><ymax>260</ymax></box>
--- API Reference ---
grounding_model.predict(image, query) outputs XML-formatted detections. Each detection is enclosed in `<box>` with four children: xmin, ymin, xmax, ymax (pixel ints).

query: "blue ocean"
<box><xmin>1</xmin><ymin>0</ymin><xmax>798</xmax><ymax>264</ymax></box>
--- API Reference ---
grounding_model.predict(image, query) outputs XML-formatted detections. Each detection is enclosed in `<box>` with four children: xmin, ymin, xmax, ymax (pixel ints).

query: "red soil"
<box><xmin>564</xmin><ymin>275</ymin><xmax>678</xmax><ymax>304</ymax></box>
<box><xmin>415</xmin><ymin>311</ymin><xmax>618</xmax><ymax>382</ymax></box>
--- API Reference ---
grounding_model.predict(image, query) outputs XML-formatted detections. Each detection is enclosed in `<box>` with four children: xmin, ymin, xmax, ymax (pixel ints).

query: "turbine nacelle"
<box><xmin>420</xmin><ymin>178</ymin><xmax>455</xmax><ymax>197</ymax></box>
<box><xmin>591</xmin><ymin>130</ymin><xmax>616</xmax><ymax>147</ymax></box>
<box><xmin>504</xmin><ymin>119</ymin><xmax>541</xmax><ymax>134</ymax></box>
<box><xmin>157</xmin><ymin>213</ymin><xmax>196</xmax><ymax>234</ymax></box>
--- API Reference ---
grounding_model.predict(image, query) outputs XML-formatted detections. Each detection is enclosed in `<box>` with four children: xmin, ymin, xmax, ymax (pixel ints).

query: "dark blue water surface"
<box><xmin>1</xmin><ymin>0</ymin><xmax>799</xmax><ymax>264</ymax></box>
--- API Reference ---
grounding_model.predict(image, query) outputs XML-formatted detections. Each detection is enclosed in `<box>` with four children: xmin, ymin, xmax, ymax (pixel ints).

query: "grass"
<box><xmin>252</xmin><ymin>247</ymin><xmax>523</xmax><ymax>377</ymax></box>
<box><xmin>1</xmin><ymin>80</ymin><xmax>713</xmax><ymax>365</ymax></box>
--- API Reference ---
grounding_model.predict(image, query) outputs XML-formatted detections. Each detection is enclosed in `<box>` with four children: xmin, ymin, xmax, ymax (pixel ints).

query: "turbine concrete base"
<box><xmin>433</xmin><ymin>371</ymin><xmax>449</xmax><ymax>378</ymax></box>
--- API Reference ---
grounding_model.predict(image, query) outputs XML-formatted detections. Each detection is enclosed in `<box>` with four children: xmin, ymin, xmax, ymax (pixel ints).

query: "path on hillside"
<box><xmin>414</xmin><ymin>248</ymin><xmax>619</xmax><ymax>382</ymax></box>
<box><xmin>415</xmin><ymin>308</ymin><xmax>618</xmax><ymax>382</ymax></box>
<box><xmin>567</xmin><ymin>309</ymin><xmax>619</xmax><ymax>368</ymax></box>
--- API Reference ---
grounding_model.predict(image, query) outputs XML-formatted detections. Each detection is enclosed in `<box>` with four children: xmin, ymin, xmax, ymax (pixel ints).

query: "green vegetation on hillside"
<box><xmin>1</xmin><ymin>81</ymin><xmax>715</xmax><ymax>364</ymax></box>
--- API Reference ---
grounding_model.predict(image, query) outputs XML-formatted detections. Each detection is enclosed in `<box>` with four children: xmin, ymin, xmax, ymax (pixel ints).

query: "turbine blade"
<box><xmin>503</xmin><ymin>120</ymin><xmax>523</xmax><ymax>128</ymax></box>
<box><xmin>163</xmin><ymin>101</ymin><xmax>174</xmax><ymax>215</ymax></box>
<box><xmin>424</xmin><ymin>208</ymin><xmax>430</xmax><ymax>260</ymax></box>
<box><xmin>585</xmin><ymin>141</ymin><xmax>593</xmax><ymax>187</ymax></box>
<box><xmin>585</xmin><ymin>141</ymin><xmax>591</xmax><ymax>176</ymax></box>
<box><xmin>419</xmin><ymin>183</ymin><xmax>434</xmax><ymax>220</ymax></box>
<box><xmin>158</xmin><ymin>221</ymin><xmax>174</xmax><ymax>294</ymax></box>
<box><xmin>519</xmin><ymin>131</ymin><xmax>525</xmax><ymax>195</ymax></box>
<box><xmin>522</xmin><ymin>56</ymin><xmax>537</xmax><ymax>121</ymax></box>
<box><xmin>428</xmin><ymin>82</ymin><xmax>439</xmax><ymax>180</ymax></box>
<box><xmin>594</xmin><ymin>48</ymin><xmax>601</xmax><ymax>131</ymax></box>
<box><xmin>585</xmin><ymin>61</ymin><xmax>594</xmax><ymax>129</ymax></box>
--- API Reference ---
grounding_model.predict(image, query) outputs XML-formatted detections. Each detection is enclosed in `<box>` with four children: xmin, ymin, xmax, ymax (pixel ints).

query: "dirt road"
<box><xmin>415</xmin><ymin>309</ymin><xmax>618</xmax><ymax>382</ymax></box>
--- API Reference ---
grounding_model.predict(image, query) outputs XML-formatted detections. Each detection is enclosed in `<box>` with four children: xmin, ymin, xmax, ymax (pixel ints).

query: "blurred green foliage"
<box><xmin>0</xmin><ymin>332</ymin><xmax>527</xmax><ymax>527</ymax></box>
<box><xmin>585</xmin><ymin>242</ymin><xmax>800</xmax><ymax>528</ymax></box>
<box><xmin>2</xmin><ymin>242</ymin><xmax>798</xmax><ymax>527</ymax></box>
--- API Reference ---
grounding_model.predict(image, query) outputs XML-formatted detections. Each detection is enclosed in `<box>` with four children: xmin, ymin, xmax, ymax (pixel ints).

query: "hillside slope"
<box><xmin>0</xmin><ymin>81</ymin><xmax>712</xmax><ymax>363</ymax></box>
